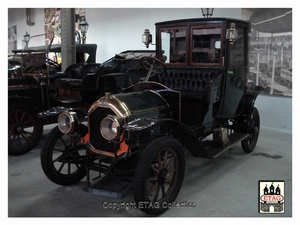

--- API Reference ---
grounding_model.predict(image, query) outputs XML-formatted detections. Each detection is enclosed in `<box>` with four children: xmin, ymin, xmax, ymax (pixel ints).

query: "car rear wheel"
<box><xmin>133</xmin><ymin>136</ymin><xmax>185</xmax><ymax>215</ymax></box>
<box><xmin>241</xmin><ymin>107</ymin><xmax>260</xmax><ymax>153</ymax></box>
<box><xmin>8</xmin><ymin>103</ymin><xmax>43</xmax><ymax>156</ymax></box>
<box><xmin>40</xmin><ymin>125</ymin><xmax>87</xmax><ymax>185</ymax></box>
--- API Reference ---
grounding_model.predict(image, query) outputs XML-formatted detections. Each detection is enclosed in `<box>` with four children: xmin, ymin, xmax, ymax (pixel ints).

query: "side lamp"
<box><xmin>226</xmin><ymin>23</ymin><xmax>238</xmax><ymax>45</ymax></box>
<box><xmin>79</xmin><ymin>18</ymin><xmax>89</xmax><ymax>44</ymax></box>
<box><xmin>22</xmin><ymin>31</ymin><xmax>51</xmax><ymax>49</ymax></box>
<box><xmin>23</xmin><ymin>31</ymin><xmax>30</xmax><ymax>49</ymax></box>
<box><xmin>142</xmin><ymin>29</ymin><xmax>152</xmax><ymax>48</ymax></box>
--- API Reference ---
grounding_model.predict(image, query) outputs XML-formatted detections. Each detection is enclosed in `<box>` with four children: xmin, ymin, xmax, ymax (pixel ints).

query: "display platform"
<box><xmin>84</xmin><ymin>175</ymin><xmax>132</xmax><ymax>198</ymax></box>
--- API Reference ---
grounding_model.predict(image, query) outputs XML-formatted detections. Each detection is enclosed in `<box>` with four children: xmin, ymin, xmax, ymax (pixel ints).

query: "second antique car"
<box><xmin>8</xmin><ymin>37</ymin><xmax>155</xmax><ymax>156</ymax></box>
<box><xmin>40</xmin><ymin>17</ymin><xmax>260</xmax><ymax>215</ymax></box>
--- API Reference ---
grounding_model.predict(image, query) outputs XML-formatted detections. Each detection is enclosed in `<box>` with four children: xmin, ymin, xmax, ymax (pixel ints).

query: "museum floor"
<box><xmin>7</xmin><ymin>125</ymin><xmax>292</xmax><ymax>217</ymax></box>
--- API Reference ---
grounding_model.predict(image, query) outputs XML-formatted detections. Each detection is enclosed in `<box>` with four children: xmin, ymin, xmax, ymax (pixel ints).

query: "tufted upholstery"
<box><xmin>81</xmin><ymin>63</ymin><xmax>102</xmax><ymax>90</ymax></box>
<box><xmin>158</xmin><ymin>67</ymin><xmax>223</xmax><ymax>100</ymax></box>
<box><xmin>55</xmin><ymin>63</ymin><xmax>101</xmax><ymax>91</ymax></box>
<box><xmin>54</xmin><ymin>63</ymin><xmax>84</xmax><ymax>79</ymax></box>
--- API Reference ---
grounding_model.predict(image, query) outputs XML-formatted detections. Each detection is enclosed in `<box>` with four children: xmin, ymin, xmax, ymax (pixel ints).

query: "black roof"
<box><xmin>155</xmin><ymin>17</ymin><xmax>249</xmax><ymax>26</ymax></box>
<box><xmin>12</xmin><ymin>43</ymin><xmax>97</xmax><ymax>54</ymax></box>
<box><xmin>12</xmin><ymin>43</ymin><xmax>97</xmax><ymax>63</ymax></box>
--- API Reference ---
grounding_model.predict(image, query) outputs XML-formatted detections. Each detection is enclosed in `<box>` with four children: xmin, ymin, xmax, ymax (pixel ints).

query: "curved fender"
<box><xmin>37</xmin><ymin>106</ymin><xmax>87</xmax><ymax>120</ymax></box>
<box><xmin>243</xmin><ymin>89</ymin><xmax>260</xmax><ymax>116</ymax></box>
<box><xmin>237</xmin><ymin>89</ymin><xmax>260</xmax><ymax>133</ymax></box>
<box><xmin>124</xmin><ymin>118</ymin><xmax>209</xmax><ymax>157</ymax></box>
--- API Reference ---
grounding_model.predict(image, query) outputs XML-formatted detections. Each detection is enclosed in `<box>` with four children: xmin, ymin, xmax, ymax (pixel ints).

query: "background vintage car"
<box><xmin>8</xmin><ymin>41</ymin><xmax>155</xmax><ymax>155</ymax></box>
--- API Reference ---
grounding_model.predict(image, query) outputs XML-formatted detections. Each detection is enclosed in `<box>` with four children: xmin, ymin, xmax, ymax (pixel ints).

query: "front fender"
<box><xmin>37</xmin><ymin>106</ymin><xmax>87</xmax><ymax>120</ymax></box>
<box><xmin>124</xmin><ymin>118</ymin><xmax>209</xmax><ymax>158</ymax></box>
<box><xmin>123</xmin><ymin>117</ymin><xmax>161</xmax><ymax>131</ymax></box>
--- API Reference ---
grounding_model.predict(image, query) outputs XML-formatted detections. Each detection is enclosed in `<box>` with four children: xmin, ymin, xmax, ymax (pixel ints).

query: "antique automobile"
<box><xmin>40</xmin><ymin>17</ymin><xmax>260</xmax><ymax>215</ymax></box>
<box><xmin>8</xmin><ymin>38</ymin><xmax>155</xmax><ymax>155</ymax></box>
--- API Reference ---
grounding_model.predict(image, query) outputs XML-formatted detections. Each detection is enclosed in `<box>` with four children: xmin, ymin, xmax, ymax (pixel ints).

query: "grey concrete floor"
<box><xmin>8</xmin><ymin>125</ymin><xmax>292</xmax><ymax>218</ymax></box>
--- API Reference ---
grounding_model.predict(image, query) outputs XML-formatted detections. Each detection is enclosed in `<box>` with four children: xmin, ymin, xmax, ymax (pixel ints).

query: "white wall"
<box><xmin>7</xmin><ymin>8</ymin><xmax>292</xmax><ymax>133</ymax></box>
<box><xmin>8</xmin><ymin>8</ymin><xmax>46</xmax><ymax>48</ymax></box>
<box><xmin>255</xmin><ymin>95</ymin><xmax>292</xmax><ymax>134</ymax></box>
<box><xmin>8</xmin><ymin>8</ymin><xmax>242</xmax><ymax>62</ymax></box>
<box><xmin>86</xmin><ymin>8</ymin><xmax>242</xmax><ymax>62</ymax></box>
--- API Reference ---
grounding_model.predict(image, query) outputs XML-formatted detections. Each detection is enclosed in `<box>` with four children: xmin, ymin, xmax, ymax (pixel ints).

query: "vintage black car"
<box><xmin>40</xmin><ymin>18</ymin><xmax>260</xmax><ymax>215</ymax></box>
<box><xmin>8</xmin><ymin>40</ymin><xmax>155</xmax><ymax>155</ymax></box>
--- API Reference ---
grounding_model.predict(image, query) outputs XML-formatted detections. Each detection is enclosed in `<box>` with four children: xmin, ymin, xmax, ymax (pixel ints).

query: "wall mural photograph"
<box><xmin>8</xmin><ymin>25</ymin><xmax>17</xmax><ymax>53</ymax></box>
<box><xmin>242</xmin><ymin>8</ymin><xmax>292</xmax><ymax>97</ymax></box>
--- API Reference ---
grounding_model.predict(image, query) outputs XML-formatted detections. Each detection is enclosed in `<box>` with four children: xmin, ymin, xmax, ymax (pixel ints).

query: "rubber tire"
<box><xmin>40</xmin><ymin>125</ymin><xmax>87</xmax><ymax>185</ymax></box>
<box><xmin>8</xmin><ymin>103</ymin><xmax>43</xmax><ymax>156</ymax></box>
<box><xmin>241</xmin><ymin>107</ymin><xmax>260</xmax><ymax>153</ymax></box>
<box><xmin>133</xmin><ymin>136</ymin><xmax>185</xmax><ymax>215</ymax></box>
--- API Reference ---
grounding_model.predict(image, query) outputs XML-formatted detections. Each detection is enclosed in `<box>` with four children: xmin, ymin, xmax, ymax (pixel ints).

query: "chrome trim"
<box><xmin>58</xmin><ymin>111</ymin><xmax>77</xmax><ymax>134</ymax></box>
<box><xmin>100</xmin><ymin>115</ymin><xmax>121</xmax><ymax>141</ymax></box>
<box><xmin>88</xmin><ymin>93</ymin><xmax>131</xmax><ymax>155</ymax></box>
<box><xmin>87</xmin><ymin>142</ymin><xmax>117</xmax><ymax>157</ymax></box>
<box><xmin>88</xmin><ymin>93</ymin><xmax>131</xmax><ymax>118</ymax></box>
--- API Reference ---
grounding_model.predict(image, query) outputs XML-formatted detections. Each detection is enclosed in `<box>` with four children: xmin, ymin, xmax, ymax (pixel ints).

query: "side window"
<box><xmin>160</xmin><ymin>28</ymin><xmax>187</xmax><ymax>64</ymax></box>
<box><xmin>228</xmin><ymin>28</ymin><xmax>245</xmax><ymax>67</ymax></box>
<box><xmin>191</xmin><ymin>27</ymin><xmax>221</xmax><ymax>65</ymax></box>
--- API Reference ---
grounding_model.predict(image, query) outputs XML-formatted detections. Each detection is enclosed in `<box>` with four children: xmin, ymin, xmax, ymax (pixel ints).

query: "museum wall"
<box><xmin>7</xmin><ymin>8</ymin><xmax>292</xmax><ymax>133</ymax></box>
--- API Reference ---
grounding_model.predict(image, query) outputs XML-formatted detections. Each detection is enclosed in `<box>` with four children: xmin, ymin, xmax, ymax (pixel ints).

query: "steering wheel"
<box><xmin>140</xmin><ymin>56</ymin><xmax>166</xmax><ymax>81</ymax></box>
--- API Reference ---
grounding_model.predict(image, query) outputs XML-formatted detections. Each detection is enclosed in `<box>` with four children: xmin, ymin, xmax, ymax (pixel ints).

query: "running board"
<box><xmin>204</xmin><ymin>133</ymin><xmax>249</xmax><ymax>159</ymax></box>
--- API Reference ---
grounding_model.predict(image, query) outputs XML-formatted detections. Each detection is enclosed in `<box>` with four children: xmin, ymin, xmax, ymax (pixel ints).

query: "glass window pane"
<box><xmin>191</xmin><ymin>27</ymin><xmax>221</xmax><ymax>64</ymax></box>
<box><xmin>160</xmin><ymin>28</ymin><xmax>186</xmax><ymax>63</ymax></box>
<box><xmin>228</xmin><ymin>29</ymin><xmax>245</xmax><ymax>66</ymax></box>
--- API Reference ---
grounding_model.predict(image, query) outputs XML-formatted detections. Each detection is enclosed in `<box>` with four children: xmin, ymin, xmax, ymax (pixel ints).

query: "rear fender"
<box><xmin>243</xmin><ymin>89</ymin><xmax>260</xmax><ymax>115</ymax></box>
<box><xmin>237</xmin><ymin>89</ymin><xmax>260</xmax><ymax>133</ymax></box>
<box><xmin>124</xmin><ymin>118</ymin><xmax>208</xmax><ymax>157</ymax></box>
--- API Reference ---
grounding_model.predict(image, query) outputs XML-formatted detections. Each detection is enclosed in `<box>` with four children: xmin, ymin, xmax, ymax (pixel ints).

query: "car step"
<box><xmin>204</xmin><ymin>133</ymin><xmax>249</xmax><ymax>159</ymax></box>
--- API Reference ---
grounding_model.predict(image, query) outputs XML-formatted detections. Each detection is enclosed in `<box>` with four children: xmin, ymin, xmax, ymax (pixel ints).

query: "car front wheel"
<box><xmin>133</xmin><ymin>136</ymin><xmax>185</xmax><ymax>215</ymax></box>
<box><xmin>40</xmin><ymin>125</ymin><xmax>87</xmax><ymax>185</ymax></box>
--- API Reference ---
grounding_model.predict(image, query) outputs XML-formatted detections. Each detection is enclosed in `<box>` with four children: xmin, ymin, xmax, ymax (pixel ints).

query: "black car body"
<box><xmin>40</xmin><ymin>18</ymin><xmax>261</xmax><ymax>215</ymax></box>
<box><xmin>8</xmin><ymin>41</ymin><xmax>155</xmax><ymax>155</ymax></box>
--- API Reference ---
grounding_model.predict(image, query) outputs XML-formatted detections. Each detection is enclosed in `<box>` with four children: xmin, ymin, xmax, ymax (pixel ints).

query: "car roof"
<box><xmin>12</xmin><ymin>43</ymin><xmax>97</xmax><ymax>64</ymax></box>
<box><xmin>155</xmin><ymin>17</ymin><xmax>249</xmax><ymax>26</ymax></box>
<box><xmin>12</xmin><ymin>43</ymin><xmax>97</xmax><ymax>54</ymax></box>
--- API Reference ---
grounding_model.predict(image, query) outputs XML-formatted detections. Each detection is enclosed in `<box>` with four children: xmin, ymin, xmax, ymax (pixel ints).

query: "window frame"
<box><xmin>190</xmin><ymin>25</ymin><xmax>223</xmax><ymax>67</ymax></box>
<box><xmin>226</xmin><ymin>27</ymin><xmax>247</xmax><ymax>68</ymax></box>
<box><xmin>158</xmin><ymin>26</ymin><xmax>188</xmax><ymax>66</ymax></box>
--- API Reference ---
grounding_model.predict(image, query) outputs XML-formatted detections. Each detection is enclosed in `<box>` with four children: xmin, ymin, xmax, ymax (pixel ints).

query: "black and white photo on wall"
<box><xmin>242</xmin><ymin>8</ymin><xmax>292</xmax><ymax>96</ymax></box>
<box><xmin>8</xmin><ymin>25</ymin><xmax>17</xmax><ymax>53</ymax></box>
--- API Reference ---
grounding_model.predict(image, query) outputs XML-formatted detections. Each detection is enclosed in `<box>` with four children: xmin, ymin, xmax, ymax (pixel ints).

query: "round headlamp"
<box><xmin>100</xmin><ymin>116</ymin><xmax>121</xmax><ymax>141</ymax></box>
<box><xmin>57</xmin><ymin>111</ymin><xmax>78</xmax><ymax>134</ymax></box>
